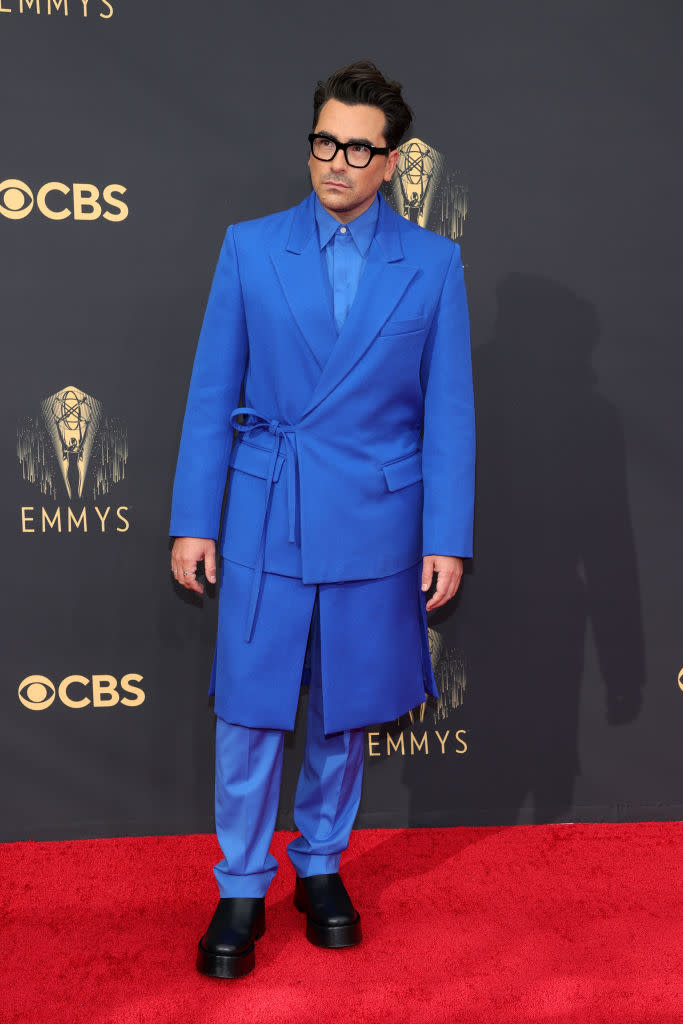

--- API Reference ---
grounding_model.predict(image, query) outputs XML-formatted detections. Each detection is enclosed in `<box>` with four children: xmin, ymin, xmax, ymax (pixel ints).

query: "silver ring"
<box><xmin>182</xmin><ymin>570</ymin><xmax>195</xmax><ymax>576</ymax></box>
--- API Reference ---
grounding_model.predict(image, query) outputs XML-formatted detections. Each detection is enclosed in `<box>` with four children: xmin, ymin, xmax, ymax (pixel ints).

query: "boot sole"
<box><xmin>196</xmin><ymin>917</ymin><xmax>265</xmax><ymax>978</ymax></box>
<box><xmin>294</xmin><ymin>894</ymin><xmax>362</xmax><ymax>948</ymax></box>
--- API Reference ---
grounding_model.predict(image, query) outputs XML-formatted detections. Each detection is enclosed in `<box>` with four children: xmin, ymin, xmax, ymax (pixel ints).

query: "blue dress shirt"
<box><xmin>314</xmin><ymin>195</ymin><xmax>380</xmax><ymax>333</ymax></box>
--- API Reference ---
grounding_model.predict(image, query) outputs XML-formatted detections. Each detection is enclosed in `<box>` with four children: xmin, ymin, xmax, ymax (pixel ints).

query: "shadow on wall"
<box><xmin>397</xmin><ymin>273</ymin><xmax>646</xmax><ymax>827</ymax></box>
<box><xmin>459</xmin><ymin>273</ymin><xmax>646</xmax><ymax>823</ymax></box>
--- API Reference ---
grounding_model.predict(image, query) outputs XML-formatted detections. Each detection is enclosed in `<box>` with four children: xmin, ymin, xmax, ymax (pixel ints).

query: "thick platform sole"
<box><xmin>294</xmin><ymin>893</ymin><xmax>362</xmax><ymax>949</ymax></box>
<box><xmin>196</xmin><ymin>913</ymin><xmax>266</xmax><ymax>979</ymax></box>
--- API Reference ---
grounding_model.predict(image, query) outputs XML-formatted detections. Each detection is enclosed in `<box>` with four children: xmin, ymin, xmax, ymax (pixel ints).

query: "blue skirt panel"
<box><xmin>210</xmin><ymin>559</ymin><xmax>437</xmax><ymax>734</ymax></box>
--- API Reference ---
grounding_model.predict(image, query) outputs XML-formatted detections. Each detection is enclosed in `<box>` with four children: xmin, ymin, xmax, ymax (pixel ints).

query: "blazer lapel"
<box><xmin>303</xmin><ymin>195</ymin><xmax>418</xmax><ymax>416</ymax></box>
<box><xmin>270</xmin><ymin>194</ymin><xmax>338</xmax><ymax>372</ymax></box>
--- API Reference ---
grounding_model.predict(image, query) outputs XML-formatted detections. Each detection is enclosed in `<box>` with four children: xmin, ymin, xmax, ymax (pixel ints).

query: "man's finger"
<box><xmin>421</xmin><ymin>559</ymin><xmax>435</xmax><ymax>592</ymax></box>
<box><xmin>426</xmin><ymin>580</ymin><xmax>447</xmax><ymax>610</ymax></box>
<box><xmin>179</xmin><ymin>562</ymin><xmax>203</xmax><ymax>594</ymax></box>
<box><xmin>204</xmin><ymin>552</ymin><xmax>217</xmax><ymax>584</ymax></box>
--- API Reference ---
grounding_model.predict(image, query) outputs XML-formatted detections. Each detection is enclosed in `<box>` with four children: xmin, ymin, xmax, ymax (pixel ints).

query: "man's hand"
<box><xmin>421</xmin><ymin>555</ymin><xmax>463</xmax><ymax>611</ymax></box>
<box><xmin>171</xmin><ymin>537</ymin><xmax>217</xmax><ymax>595</ymax></box>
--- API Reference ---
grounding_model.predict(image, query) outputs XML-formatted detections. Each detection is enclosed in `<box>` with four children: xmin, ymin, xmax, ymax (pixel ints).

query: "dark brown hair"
<box><xmin>312</xmin><ymin>60</ymin><xmax>413</xmax><ymax>150</ymax></box>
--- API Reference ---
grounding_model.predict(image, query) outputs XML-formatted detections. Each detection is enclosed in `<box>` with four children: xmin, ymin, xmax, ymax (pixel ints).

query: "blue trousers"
<box><xmin>213</xmin><ymin>593</ymin><xmax>365</xmax><ymax>897</ymax></box>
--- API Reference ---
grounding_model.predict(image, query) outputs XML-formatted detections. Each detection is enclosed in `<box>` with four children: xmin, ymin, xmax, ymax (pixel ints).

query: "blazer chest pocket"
<box><xmin>229</xmin><ymin>440</ymin><xmax>285</xmax><ymax>481</ymax></box>
<box><xmin>382</xmin><ymin>450</ymin><xmax>423</xmax><ymax>491</ymax></box>
<box><xmin>379</xmin><ymin>316</ymin><xmax>426</xmax><ymax>337</ymax></box>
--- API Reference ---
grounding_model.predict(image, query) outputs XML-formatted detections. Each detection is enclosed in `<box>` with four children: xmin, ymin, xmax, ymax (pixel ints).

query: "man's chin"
<box><xmin>320</xmin><ymin>187</ymin><xmax>352</xmax><ymax>203</ymax></box>
<box><xmin>315</xmin><ymin>187</ymin><xmax>356</xmax><ymax>211</ymax></box>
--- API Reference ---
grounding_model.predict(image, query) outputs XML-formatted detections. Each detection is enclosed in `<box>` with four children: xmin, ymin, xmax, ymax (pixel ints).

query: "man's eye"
<box><xmin>318</xmin><ymin>138</ymin><xmax>336</xmax><ymax>150</ymax></box>
<box><xmin>351</xmin><ymin>145</ymin><xmax>370</xmax><ymax>156</ymax></box>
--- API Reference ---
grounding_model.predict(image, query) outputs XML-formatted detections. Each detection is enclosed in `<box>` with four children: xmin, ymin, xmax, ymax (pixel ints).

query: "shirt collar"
<box><xmin>313</xmin><ymin>194</ymin><xmax>380</xmax><ymax>256</ymax></box>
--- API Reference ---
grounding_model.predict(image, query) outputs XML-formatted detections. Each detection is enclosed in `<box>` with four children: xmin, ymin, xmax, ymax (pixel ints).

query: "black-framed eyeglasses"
<box><xmin>308</xmin><ymin>132</ymin><xmax>390</xmax><ymax>169</ymax></box>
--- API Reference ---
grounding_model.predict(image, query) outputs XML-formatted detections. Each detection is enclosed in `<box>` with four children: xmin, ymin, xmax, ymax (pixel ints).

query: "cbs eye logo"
<box><xmin>1</xmin><ymin>179</ymin><xmax>34</xmax><ymax>219</ymax></box>
<box><xmin>18</xmin><ymin>675</ymin><xmax>56</xmax><ymax>710</ymax></box>
<box><xmin>0</xmin><ymin>179</ymin><xmax>128</xmax><ymax>221</ymax></box>
<box><xmin>18</xmin><ymin>674</ymin><xmax>145</xmax><ymax>710</ymax></box>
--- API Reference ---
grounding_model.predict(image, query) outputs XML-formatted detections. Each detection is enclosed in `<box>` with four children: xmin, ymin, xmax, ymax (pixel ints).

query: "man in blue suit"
<box><xmin>170</xmin><ymin>60</ymin><xmax>475</xmax><ymax>978</ymax></box>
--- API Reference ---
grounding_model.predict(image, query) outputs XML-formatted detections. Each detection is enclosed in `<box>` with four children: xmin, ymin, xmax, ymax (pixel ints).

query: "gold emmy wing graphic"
<box><xmin>397</xmin><ymin>630</ymin><xmax>468</xmax><ymax>726</ymax></box>
<box><xmin>428</xmin><ymin>628</ymin><xmax>467</xmax><ymax>719</ymax></box>
<box><xmin>383</xmin><ymin>628</ymin><xmax>466</xmax><ymax>734</ymax></box>
<box><xmin>17</xmin><ymin>385</ymin><xmax>127</xmax><ymax>501</ymax></box>
<box><xmin>382</xmin><ymin>137</ymin><xmax>468</xmax><ymax>240</ymax></box>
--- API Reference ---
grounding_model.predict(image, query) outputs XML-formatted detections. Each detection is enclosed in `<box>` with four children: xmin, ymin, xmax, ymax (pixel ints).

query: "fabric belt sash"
<box><xmin>229</xmin><ymin>407</ymin><xmax>299</xmax><ymax>642</ymax></box>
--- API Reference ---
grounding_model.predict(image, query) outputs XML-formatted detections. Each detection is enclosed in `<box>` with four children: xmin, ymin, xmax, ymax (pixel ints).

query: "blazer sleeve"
<box><xmin>169</xmin><ymin>225</ymin><xmax>249</xmax><ymax>540</ymax></box>
<box><xmin>420</xmin><ymin>243</ymin><xmax>476</xmax><ymax>558</ymax></box>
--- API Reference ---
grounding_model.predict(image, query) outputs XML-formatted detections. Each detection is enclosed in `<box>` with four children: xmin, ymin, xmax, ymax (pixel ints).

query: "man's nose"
<box><xmin>330</xmin><ymin>148</ymin><xmax>348</xmax><ymax>172</ymax></box>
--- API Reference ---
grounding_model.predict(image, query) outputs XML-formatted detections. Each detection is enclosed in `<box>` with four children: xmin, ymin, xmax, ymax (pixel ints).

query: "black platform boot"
<box><xmin>294</xmin><ymin>873</ymin><xmax>362</xmax><ymax>948</ymax></box>
<box><xmin>196</xmin><ymin>897</ymin><xmax>266</xmax><ymax>978</ymax></box>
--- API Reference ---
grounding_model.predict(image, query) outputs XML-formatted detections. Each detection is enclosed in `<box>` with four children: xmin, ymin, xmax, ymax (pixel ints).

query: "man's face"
<box><xmin>308</xmin><ymin>98</ymin><xmax>399</xmax><ymax>223</ymax></box>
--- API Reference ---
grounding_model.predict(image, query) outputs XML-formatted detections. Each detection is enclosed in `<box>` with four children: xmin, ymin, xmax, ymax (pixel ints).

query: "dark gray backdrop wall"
<box><xmin>1</xmin><ymin>1</ymin><xmax>681</xmax><ymax>841</ymax></box>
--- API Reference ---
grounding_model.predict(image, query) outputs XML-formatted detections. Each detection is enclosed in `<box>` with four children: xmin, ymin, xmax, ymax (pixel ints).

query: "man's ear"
<box><xmin>383</xmin><ymin>148</ymin><xmax>400</xmax><ymax>182</ymax></box>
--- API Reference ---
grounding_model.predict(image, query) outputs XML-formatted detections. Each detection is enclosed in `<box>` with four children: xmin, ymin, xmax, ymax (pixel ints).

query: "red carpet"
<box><xmin>2</xmin><ymin>823</ymin><xmax>682</xmax><ymax>1024</ymax></box>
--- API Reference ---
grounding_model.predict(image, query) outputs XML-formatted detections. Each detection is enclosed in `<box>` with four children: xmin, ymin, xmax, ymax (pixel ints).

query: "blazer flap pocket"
<box><xmin>229</xmin><ymin>440</ymin><xmax>285</xmax><ymax>482</ymax></box>
<box><xmin>382</xmin><ymin>450</ymin><xmax>423</xmax><ymax>491</ymax></box>
<box><xmin>380</xmin><ymin>316</ymin><xmax>426</xmax><ymax>337</ymax></box>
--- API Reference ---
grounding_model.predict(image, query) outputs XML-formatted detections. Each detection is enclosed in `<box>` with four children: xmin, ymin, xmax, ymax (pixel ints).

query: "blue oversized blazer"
<box><xmin>170</xmin><ymin>191</ymin><xmax>475</xmax><ymax>727</ymax></box>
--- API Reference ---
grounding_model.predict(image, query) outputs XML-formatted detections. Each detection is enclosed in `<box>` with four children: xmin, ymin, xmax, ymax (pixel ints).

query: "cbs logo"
<box><xmin>18</xmin><ymin>673</ymin><xmax>145</xmax><ymax>710</ymax></box>
<box><xmin>0</xmin><ymin>179</ymin><xmax>128</xmax><ymax>221</ymax></box>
